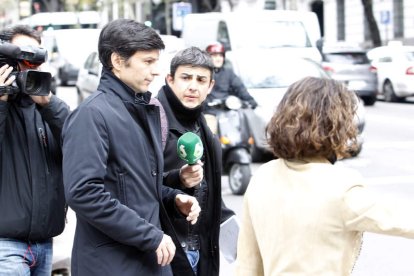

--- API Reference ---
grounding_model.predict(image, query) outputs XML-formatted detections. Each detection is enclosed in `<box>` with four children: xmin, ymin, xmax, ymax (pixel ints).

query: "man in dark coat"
<box><xmin>0</xmin><ymin>25</ymin><xmax>70</xmax><ymax>275</ymax></box>
<box><xmin>157</xmin><ymin>46</ymin><xmax>236</xmax><ymax>276</ymax></box>
<box><xmin>62</xmin><ymin>19</ymin><xmax>201</xmax><ymax>276</ymax></box>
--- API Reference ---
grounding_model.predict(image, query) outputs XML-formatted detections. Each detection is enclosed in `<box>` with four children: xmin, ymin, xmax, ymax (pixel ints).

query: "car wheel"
<box><xmin>383</xmin><ymin>81</ymin><xmax>402</xmax><ymax>102</ymax></box>
<box><xmin>228</xmin><ymin>163</ymin><xmax>251</xmax><ymax>195</ymax></box>
<box><xmin>361</xmin><ymin>95</ymin><xmax>376</xmax><ymax>106</ymax></box>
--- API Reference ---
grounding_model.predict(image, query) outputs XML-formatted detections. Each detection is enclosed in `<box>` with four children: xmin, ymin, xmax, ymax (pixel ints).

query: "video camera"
<box><xmin>0</xmin><ymin>40</ymin><xmax>51</xmax><ymax>96</ymax></box>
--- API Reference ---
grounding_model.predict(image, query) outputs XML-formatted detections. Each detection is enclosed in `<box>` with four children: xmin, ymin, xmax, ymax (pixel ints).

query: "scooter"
<box><xmin>204</xmin><ymin>95</ymin><xmax>253</xmax><ymax>195</ymax></box>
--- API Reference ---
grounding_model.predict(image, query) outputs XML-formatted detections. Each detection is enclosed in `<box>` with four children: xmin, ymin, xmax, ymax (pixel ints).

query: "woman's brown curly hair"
<box><xmin>266</xmin><ymin>77</ymin><xmax>359</xmax><ymax>160</ymax></box>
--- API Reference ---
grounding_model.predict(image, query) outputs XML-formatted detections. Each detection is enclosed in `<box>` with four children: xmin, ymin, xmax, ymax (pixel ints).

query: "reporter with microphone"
<box><xmin>157</xmin><ymin>47</ymin><xmax>235</xmax><ymax>276</ymax></box>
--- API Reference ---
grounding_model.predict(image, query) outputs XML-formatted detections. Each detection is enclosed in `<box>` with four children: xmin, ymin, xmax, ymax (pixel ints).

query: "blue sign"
<box><xmin>380</xmin><ymin>10</ymin><xmax>391</xmax><ymax>25</ymax></box>
<box><xmin>172</xmin><ymin>2</ymin><xmax>192</xmax><ymax>31</ymax></box>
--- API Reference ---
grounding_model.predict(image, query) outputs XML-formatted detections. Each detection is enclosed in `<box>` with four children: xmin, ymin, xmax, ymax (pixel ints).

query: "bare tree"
<box><xmin>361</xmin><ymin>0</ymin><xmax>382</xmax><ymax>47</ymax></box>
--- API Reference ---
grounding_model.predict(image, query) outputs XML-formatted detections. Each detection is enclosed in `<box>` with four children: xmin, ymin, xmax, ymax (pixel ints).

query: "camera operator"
<box><xmin>0</xmin><ymin>25</ymin><xmax>70</xmax><ymax>275</ymax></box>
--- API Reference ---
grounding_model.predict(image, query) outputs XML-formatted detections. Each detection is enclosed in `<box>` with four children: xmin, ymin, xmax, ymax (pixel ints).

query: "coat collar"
<box><xmin>284</xmin><ymin>157</ymin><xmax>332</xmax><ymax>171</ymax></box>
<box><xmin>97</xmin><ymin>68</ymin><xmax>152</xmax><ymax>104</ymax></box>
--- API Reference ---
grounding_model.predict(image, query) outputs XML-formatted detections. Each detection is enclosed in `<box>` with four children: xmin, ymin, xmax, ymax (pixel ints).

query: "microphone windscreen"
<box><xmin>177</xmin><ymin>132</ymin><xmax>204</xmax><ymax>165</ymax></box>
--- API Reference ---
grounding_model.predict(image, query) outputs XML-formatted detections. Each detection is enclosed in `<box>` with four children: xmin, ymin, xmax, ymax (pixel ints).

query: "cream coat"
<box><xmin>236</xmin><ymin>158</ymin><xmax>414</xmax><ymax>276</ymax></box>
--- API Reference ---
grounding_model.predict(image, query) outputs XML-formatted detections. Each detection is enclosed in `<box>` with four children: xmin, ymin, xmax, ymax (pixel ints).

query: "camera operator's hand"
<box><xmin>30</xmin><ymin>92</ymin><xmax>52</xmax><ymax>107</ymax></box>
<box><xmin>0</xmin><ymin>64</ymin><xmax>15</xmax><ymax>102</ymax></box>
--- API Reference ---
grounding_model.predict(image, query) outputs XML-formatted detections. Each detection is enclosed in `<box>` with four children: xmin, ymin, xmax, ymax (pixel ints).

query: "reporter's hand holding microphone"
<box><xmin>175</xmin><ymin>132</ymin><xmax>204</xmax><ymax>224</ymax></box>
<box><xmin>156</xmin><ymin>132</ymin><xmax>204</xmax><ymax>266</ymax></box>
<box><xmin>177</xmin><ymin>132</ymin><xmax>204</xmax><ymax>188</ymax></box>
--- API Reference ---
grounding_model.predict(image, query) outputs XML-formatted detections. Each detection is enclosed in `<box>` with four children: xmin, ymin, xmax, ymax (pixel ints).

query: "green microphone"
<box><xmin>177</xmin><ymin>132</ymin><xmax>204</xmax><ymax>165</ymax></box>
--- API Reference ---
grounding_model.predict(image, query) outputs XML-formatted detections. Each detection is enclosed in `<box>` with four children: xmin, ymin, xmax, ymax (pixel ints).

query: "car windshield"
<box><xmin>324</xmin><ymin>52</ymin><xmax>369</xmax><ymax>64</ymax></box>
<box><xmin>231</xmin><ymin>20</ymin><xmax>311</xmax><ymax>49</ymax></box>
<box><xmin>238</xmin><ymin>59</ymin><xmax>327</xmax><ymax>88</ymax></box>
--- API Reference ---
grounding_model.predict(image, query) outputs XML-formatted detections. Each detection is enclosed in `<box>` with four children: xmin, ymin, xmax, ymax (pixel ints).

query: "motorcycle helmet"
<box><xmin>206</xmin><ymin>42</ymin><xmax>225</xmax><ymax>57</ymax></box>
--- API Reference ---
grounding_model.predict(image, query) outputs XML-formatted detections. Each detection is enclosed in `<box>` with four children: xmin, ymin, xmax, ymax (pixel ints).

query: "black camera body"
<box><xmin>0</xmin><ymin>40</ymin><xmax>51</xmax><ymax>96</ymax></box>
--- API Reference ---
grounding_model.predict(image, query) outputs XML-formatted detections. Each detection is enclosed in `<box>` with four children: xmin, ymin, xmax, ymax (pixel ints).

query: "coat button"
<box><xmin>181</xmin><ymin>242</ymin><xmax>186</xmax><ymax>248</ymax></box>
<box><xmin>151</xmin><ymin>170</ymin><xmax>157</xmax><ymax>176</ymax></box>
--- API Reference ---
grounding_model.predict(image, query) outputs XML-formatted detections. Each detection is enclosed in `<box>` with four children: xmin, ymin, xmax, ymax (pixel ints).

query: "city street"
<box><xmin>55</xmin><ymin>87</ymin><xmax>414</xmax><ymax>275</ymax></box>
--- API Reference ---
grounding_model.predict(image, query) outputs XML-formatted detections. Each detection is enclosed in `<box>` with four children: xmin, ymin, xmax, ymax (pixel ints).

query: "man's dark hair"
<box><xmin>170</xmin><ymin>46</ymin><xmax>214</xmax><ymax>80</ymax></box>
<box><xmin>98</xmin><ymin>19</ymin><xmax>165</xmax><ymax>70</ymax></box>
<box><xmin>0</xmin><ymin>25</ymin><xmax>42</xmax><ymax>44</ymax></box>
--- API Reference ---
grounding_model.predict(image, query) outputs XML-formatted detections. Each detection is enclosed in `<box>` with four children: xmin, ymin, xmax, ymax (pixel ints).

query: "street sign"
<box><xmin>380</xmin><ymin>10</ymin><xmax>391</xmax><ymax>25</ymax></box>
<box><xmin>172</xmin><ymin>2</ymin><xmax>192</xmax><ymax>31</ymax></box>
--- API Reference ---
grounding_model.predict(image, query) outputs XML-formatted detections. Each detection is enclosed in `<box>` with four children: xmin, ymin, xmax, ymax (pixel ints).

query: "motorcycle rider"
<box><xmin>205</xmin><ymin>42</ymin><xmax>258</xmax><ymax>109</ymax></box>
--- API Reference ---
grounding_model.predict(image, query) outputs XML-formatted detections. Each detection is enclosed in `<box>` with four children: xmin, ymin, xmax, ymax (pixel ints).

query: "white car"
<box><xmin>367</xmin><ymin>42</ymin><xmax>414</xmax><ymax>102</ymax></box>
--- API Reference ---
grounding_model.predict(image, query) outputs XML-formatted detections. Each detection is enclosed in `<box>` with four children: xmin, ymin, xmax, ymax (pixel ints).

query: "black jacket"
<box><xmin>157</xmin><ymin>85</ymin><xmax>235</xmax><ymax>276</ymax></box>
<box><xmin>62</xmin><ymin>69</ymin><xmax>181</xmax><ymax>276</ymax></box>
<box><xmin>0</xmin><ymin>94</ymin><xmax>70</xmax><ymax>241</ymax></box>
<box><xmin>207</xmin><ymin>66</ymin><xmax>257</xmax><ymax>108</ymax></box>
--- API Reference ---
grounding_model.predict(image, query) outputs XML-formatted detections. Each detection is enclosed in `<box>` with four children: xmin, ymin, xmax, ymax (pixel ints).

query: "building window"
<box><xmin>393</xmin><ymin>0</ymin><xmax>404</xmax><ymax>38</ymax></box>
<box><xmin>337</xmin><ymin>0</ymin><xmax>345</xmax><ymax>41</ymax></box>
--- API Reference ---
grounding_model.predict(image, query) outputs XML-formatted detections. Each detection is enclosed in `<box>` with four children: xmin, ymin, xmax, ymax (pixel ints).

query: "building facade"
<box><xmin>3</xmin><ymin>0</ymin><xmax>414</xmax><ymax>48</ymax></box>
<box><xmin>322</xmin><ymin>0</ymin><xmax>414</xmax><ymax>47</ymax></box>
<box><xmin>232</xmin><ymin>0</ymin><xmax>414</xmax><ymax>48</ymax></box>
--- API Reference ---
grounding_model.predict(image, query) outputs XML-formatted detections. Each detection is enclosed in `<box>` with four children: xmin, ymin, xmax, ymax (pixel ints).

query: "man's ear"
<box><xmin>207</xmin><ymin>79</ymin><xmax>215</xmax><ymax>95</ymax></box>
<box><xmin>166</xmin><ymin>74</ymin><xmax>173</xmax><ymax>85</ymax></box>
<box><xmin>111</xmin><ymin>52</ymin><xmax>123</xmax><ymax>72</ymax></box>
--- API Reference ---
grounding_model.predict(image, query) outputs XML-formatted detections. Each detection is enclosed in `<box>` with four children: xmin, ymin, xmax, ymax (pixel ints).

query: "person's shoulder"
<box><xmin>249</xmin><ymin>159</ymin><xmax>280</xmax><ymax>182</ymax></box>
<box><xmin>311</xmin><ymin>161</ymin><xmax>364</xmax><ymax>192</ymax></box>
<box><xmin>68</xmin><ymin>91</ymin><xmax>111</xmax><ymax>120</ymax></box>
<box><xmin>79</xmin><ymin>90</ymin><xmax>109</xmax><ymax>108</ymax></box>
<box><xmin>222</xmin><ymin>65</ymin><xmax>235</xmax><ymax>74</ymax></box>
<box><xmin>327</xmin><ymin>162</ymin><xmax>362</xmax><ymax>180</ymax></box>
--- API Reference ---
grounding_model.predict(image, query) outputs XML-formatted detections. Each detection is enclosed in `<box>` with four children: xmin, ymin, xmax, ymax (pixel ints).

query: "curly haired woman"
<box><xmin>236</xmin><ymin>77</ymin><xmax>414</xmax><ymax>276</ymax></box>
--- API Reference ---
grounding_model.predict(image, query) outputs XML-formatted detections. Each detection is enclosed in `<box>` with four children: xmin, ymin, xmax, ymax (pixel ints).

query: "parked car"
<box><xmin>42</xmin><ymin>28</ymin><xmax>101</xmax><ymax>86</ymax></box>
<box><xmin>76</xmin><ymin>35</ymin><xmax>185</xmax><ymax>103</ymax></box>
<box><xmin>226</xmin><ymin>49</ymin><xmax>366</xmax><ymax>161</ymax></box>
<box><xmin>367</xmin><ymin>42</ymin><xmax>414</xmax><ymax>102</ymax></box>
<box><xmin>322</xmin><ymin>46</ymin><xmax>377</xmax><ymax>106</ymax></box>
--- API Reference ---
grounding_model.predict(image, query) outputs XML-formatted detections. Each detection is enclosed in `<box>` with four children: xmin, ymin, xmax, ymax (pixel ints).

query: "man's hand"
<box><xmin>175</xmin><ymin>194</ymin><xmax>201</xmax><ymax>225</ymax></box>
<box><xmin>0</xmin><ymin>64</ymin><xmax>15</xmax><ymax>102</ymax></box>
<box><xmin>31</xmin><ymin>92</ymin><xmax>52</xmax><ymax>107</ymax></box>
<box><xmin>179</xmin><ymin>160</ymin><xmax>203</xmax><ymax>188</ymax></box>
<box><xmin>155</xmin><ymin>234</ymin><xmax>176</xmax><ymax>266</ymax></box>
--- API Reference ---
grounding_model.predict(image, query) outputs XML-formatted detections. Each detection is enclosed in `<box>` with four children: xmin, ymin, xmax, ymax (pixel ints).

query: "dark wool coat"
<box><xmin>157</xmin><ymin>85</ymin><xmax>235</xmax><ymax>276</ymax></box>
<box><xmin>62</xmin><ymin>69</ymin><xmax>181</xmax><ymax>276</ymax></box>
